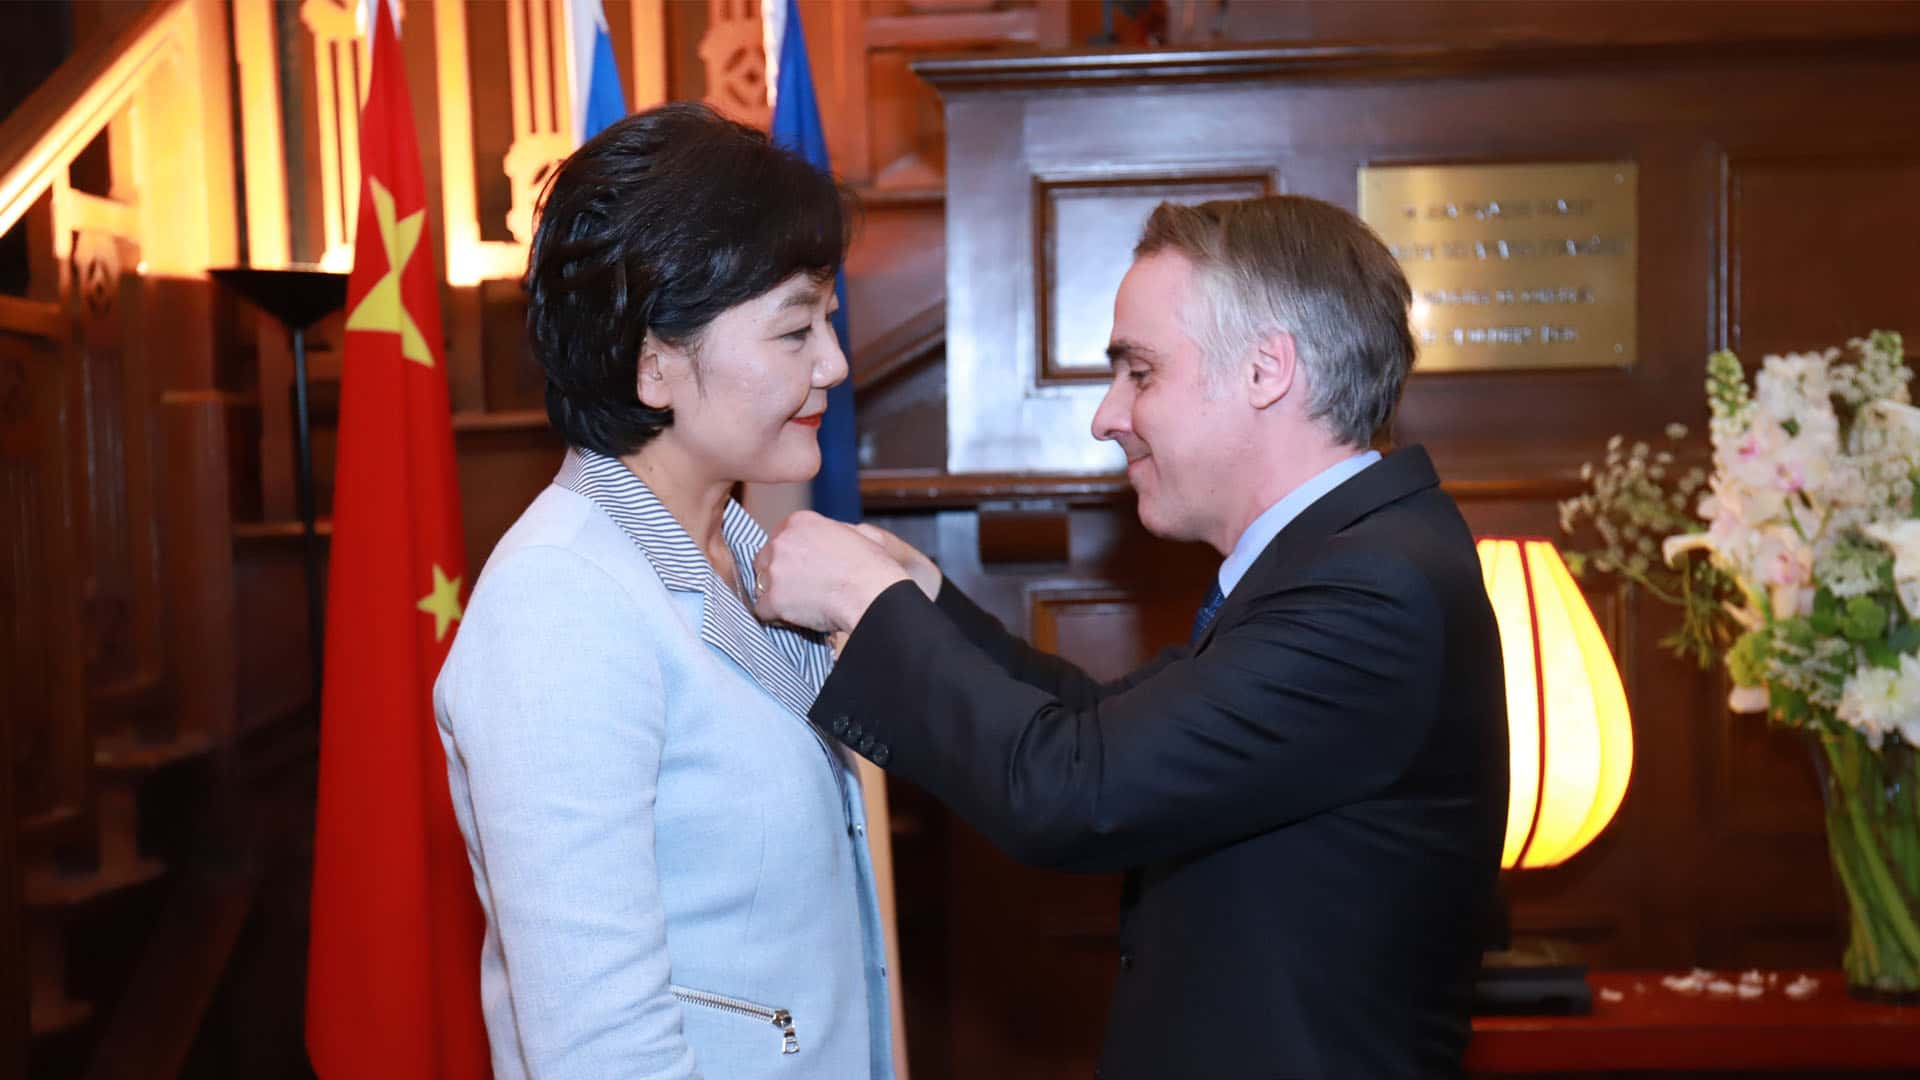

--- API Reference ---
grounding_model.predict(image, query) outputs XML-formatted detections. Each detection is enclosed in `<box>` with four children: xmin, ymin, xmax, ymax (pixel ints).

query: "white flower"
<box><xmin>1864</xmin><ymin>519</ymin><xmax>1920</xmax><ymax>619</ymax></box>
<box><xmin>1836</xmin><ymin>654</ymin><xmax>1920</xmax><ymax>747</ymax></box>
<box><xmin>1728</xmin><ymin>685</ymin><xmax>1770</xmax><ymax>713</ymax></box>
<box><xmin>1663</xmin><ymin>532</ymin><xmax>1714</xmax><ymax>566</ymax></box>
<box><xmin>1867</xmin><ymin>399</ymin><xmax>1920</xmax><ymax>440</ymax></box>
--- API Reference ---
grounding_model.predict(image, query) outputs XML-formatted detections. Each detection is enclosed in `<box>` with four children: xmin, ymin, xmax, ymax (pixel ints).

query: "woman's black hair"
<box><xmin>525</xmin><ymin>102</ymin><xmax>851</xmax><ymax>456</ymax></box>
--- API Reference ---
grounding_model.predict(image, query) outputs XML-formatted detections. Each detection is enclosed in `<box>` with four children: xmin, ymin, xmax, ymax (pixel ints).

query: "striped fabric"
<box><xmin>554</xmin><ymin>447</ymin><xmax>834</xmax><ymax>720</ymax></box>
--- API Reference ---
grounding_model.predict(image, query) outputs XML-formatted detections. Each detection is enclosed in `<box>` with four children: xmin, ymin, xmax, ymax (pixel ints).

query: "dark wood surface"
<box><xmin>417</xmin><ymin>19</ymin><xmax>1920</xmax><ymax>1074</ymax></box>
<box><xmin>1469</xmin><ymin>971</ymin><xmax>1920</xmax><ymax>1074</ymax></box>
<box><xmin>883</xmin><ymin>23</ymin><xmax>1920</xmax><ymax>1080</ymax></box>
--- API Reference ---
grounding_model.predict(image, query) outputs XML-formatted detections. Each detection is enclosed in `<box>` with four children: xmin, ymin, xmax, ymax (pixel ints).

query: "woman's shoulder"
<box><xmin>468</xmin><ymin>485</ymin><xmax>671</xmax><ymax>617</ymax></box>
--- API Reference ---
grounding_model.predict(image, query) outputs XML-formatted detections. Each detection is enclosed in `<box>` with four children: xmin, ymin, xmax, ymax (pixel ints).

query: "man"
<box><xmin>755</xmin><ymin>195</ymin><xmax>1508</xmax><ymax>1078</ymax></box>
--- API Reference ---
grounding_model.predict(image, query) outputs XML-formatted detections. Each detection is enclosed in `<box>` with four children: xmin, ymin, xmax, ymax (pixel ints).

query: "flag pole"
<box><xmin>209</xmin><ymin>266</ymin><xmax>349</xmax><ymax>706</ymax></box>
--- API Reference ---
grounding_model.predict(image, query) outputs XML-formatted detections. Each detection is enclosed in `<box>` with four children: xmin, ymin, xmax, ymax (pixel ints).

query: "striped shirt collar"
<box><xmin>554</xmin><ymin>446</ymin><xmax>833</xmax><ymax>720</ymax></box>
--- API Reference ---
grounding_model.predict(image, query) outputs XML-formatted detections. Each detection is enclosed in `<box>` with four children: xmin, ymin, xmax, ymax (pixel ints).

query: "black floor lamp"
<box><xmin>210</xmin><ymin>267</ymin><xmax>349</xmax><ymax>708</ymax></box>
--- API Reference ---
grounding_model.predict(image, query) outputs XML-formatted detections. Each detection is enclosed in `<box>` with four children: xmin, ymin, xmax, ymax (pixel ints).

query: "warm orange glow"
<box><xmin>1477</xmin><ymin>538</ymin><xmax>1633</xmax><ymax>869</ymax></box>
<box><xmin>0</xmin><ymin>0</ymin><xmax>236</xmax><ymax>277</ymax></box>
<box><xmin>301</xmin><ymin>0</ymin><xmax>366</xmax><ymax>264</ymax></box>
<box><xmin>235</xmin><ymin>0</ymin><xmax>291</xmax><ymax>268</ymax></box>
<box><xmin>628</xmin><ymin>0</ymin><xmax>668</xmax><ymax>109</ymax></box>
<box><xmin>435</xmin><ymin>0</ymin><xmax>584</xmax><ymax>283</ymax></box>
<box><xmin>0</xmin><ymin>0</ymin><xmax>192</xmax><ymax>242</ymax></box>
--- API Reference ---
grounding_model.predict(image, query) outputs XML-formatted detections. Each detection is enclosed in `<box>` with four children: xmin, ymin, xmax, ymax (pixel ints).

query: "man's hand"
<box><xmin>754</xmin><ymin>511</ymin><xmax>911</xmax><ymax>635</ymax></box>
<box><xmin>851</xmin><ymin>524</ymin><xmax>943</xmax><ymax>601</ymax></box>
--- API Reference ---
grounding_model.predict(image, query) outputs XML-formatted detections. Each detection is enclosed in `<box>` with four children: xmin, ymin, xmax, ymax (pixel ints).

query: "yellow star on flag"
<box><xmin>345</xmin><ymin>176</ymin><xmax>434</xmax><ymax>367</ymax></box>
<box><xmin>416</xmin><ymin>563</ymin><xmax>464</xmax><ymax>642</ymax></box>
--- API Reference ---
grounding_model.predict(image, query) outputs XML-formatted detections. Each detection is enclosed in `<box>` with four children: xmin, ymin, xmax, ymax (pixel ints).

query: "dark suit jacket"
<box><xmin>811</xmin><ymin>446</ymin><xmax>1508</xmax><ymax>1079</ymax></box>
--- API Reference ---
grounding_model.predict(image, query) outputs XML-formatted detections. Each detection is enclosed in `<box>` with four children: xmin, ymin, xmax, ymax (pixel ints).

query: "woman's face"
<box><xmin>639</xmin><ymin>272</ymin><xmax>846</xmax><ymax>486</ymax></box>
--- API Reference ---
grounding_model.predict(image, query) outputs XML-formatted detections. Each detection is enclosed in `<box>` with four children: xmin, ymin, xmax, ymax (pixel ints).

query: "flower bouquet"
<box><xmin>1560</xmin><ymin>331</ymin><xmax>1920</xmax><ymax>1001</ymax></box>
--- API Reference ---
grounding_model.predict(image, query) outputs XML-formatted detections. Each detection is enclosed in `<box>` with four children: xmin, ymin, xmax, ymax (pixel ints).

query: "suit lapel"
<box><xmin>1192</xmin><ymin>445</ymin><xmax>1441</xmax><ymax>653</ymax></box>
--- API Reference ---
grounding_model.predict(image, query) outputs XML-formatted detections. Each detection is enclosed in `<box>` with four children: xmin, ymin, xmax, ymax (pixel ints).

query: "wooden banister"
<box><xmin>0</xmin><ymin>0</ymin><xmax>186</xmax><ymax>241</ymax></box>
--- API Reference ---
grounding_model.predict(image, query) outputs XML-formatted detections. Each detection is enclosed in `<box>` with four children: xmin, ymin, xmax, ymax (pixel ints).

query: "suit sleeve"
<box><xmin>439</xmin><ymin>546</ymin><xmax>699</xmax><ymax>1079</ymax></box>
<box><xmin>814</xmin><ymin>552</ymin><xmax>1444</xmax><ymax>875</ymax></box>
<box><xmin>932</xmin><ymin>579</ymin><xmax>1182</xmax><ymax>708</ymax></box>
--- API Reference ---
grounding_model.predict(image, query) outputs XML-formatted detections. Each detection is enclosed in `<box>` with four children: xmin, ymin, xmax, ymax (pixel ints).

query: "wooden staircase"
<box><xmin>0</xmin><ymin>1</ymin><xmax>323</xmax><ymax>1076</ymax></box>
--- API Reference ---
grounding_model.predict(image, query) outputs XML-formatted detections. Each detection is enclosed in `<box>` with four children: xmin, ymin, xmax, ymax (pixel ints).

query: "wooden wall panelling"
<box><xmin>841</xmin><ymin>190</ymin><xmax>948</xmax><ymax>468</ymax></box>
<box><xmin>234</xmin><ymin>0</ymin><xmax>291</xmax><ymax>271</ymax></box>
<box><xmin>928</xmin><ymin>43</ymin><xmax>1920</xmax><ymax>483</ymax></box>
<box><xmin>940</xmin><ymin>91</ymin><xmax>1051</xmax><ymax>473</ymax></box>
<box><xmin>844</xmin><ymin>196</ymin><xmax>947</xmax><ymax>359</ymax></box>
<box><xmin>0</xmin><ymin>321</ymin><xmax>89</xmax><ymax>854</ymax></box>
<box><xmin>800</xmin><ymin>0</ymin><xmax>868</xmax><ymax>185</ymax></box>
<box><xmin>663</xmin><ymin>0</ymin><xmax>710</xmax><ymax>105</ymax></box>
<box><xmin>252</xmin><ymin>310</ymin><xmax>296</xmax><ymax>524</ymax></box>
<box><xmin>68</xmin><ymin>230</ymin><xmax>129</xmax><ymax>683</ymax></box>
<box><xmin>450</xmin><ymin>418</ymin><xmax>564</xmax><ymax>574</ymax></box>
<box><xmin>0</xmin><ymin>309</ymin><xmax>52</xmax><ymax>1080</ymax></box>
<box><xmin>851</xmin><ymin>347</ymin><xmax>945</xmax><ymax>472</ymax></box>
<box><xmin>479</xmin><ymin>277</ymin><xmax>541</xmax><ymax>413</ymax></box>
<box><xmin>105</xmin><ymin>247</ymin><xmax>164</xmax><ymax>713</ymax></box>
<box><xmin>0</xmin><ymin>654</ymin><xmax>17</xmax><ymax>1080</ymax></box>
<box><xmin>900</xmin><ymin>35</ymin><xmax>1920</xmax><ymax>1077</ymax></box>
<box><xmin>68</xmin><ymin>230</ymin><xmax>170</xmax><ymax>704</ymax></box>
<box><xmin>446</xmin><ymin>282</ymin><xmax>487</xmax><ymax>413</ymax></box>
<box><xmin>1720</xmin><ymin>152</ymin><xmax>1920</xmax><ymax>359</ymax></box>
<box><xmin>0</xmin><ymin>305</ymin><xmax>94</xmax><ymax>1057</ymax></box>
<box><xmin>232</xmin><ymin>531</ymin><xmax>327</xmax><ymax>734</ymax></box>
<box><xmin>621</xmin><ymin>0</ymin><xmax>669</xmax><ymax>110</ymax></box>
<box><xmin>158</xmin><ymin>391</ymin><xmax>239</xmax><ymax>745</ymax></box>
<box><xmin>824</xmin><ymin>1</ymin><xmax>1074</xmax><ymax>190</ymax></box>
<box><xmin>1218</xmin><ymin>0</ymin><xmax>1920</xmax><ymax>50</ymax></box>
<box><xmin>1034</xmin><ymin>170</ymin><xmax>1271</xmax><ymax>384</ymax></box>
<box><xmin>23</xmin><ymin>192</ymin><xmax>61</xmax><ymax>309</ymax></box>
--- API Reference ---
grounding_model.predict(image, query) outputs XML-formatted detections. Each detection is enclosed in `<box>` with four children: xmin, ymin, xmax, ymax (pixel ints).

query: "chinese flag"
<box><xmin>305</xmin><ymin>3</ymin><xmax>490</xmax><ymax>1077</ymax></box>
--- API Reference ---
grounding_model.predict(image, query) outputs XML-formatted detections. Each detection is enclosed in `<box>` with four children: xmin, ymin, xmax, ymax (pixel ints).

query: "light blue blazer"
<box><xmin>435</xmin><ymin>449</ymin><xmax>894</xmax><ymax>1079</ymax></box>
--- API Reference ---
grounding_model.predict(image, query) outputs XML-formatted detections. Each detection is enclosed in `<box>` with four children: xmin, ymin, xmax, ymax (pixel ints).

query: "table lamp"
<box><xmin>1473</xmin><ymin>536</ymin><xmax>1634</xmax><ymax>1014</ymax></box>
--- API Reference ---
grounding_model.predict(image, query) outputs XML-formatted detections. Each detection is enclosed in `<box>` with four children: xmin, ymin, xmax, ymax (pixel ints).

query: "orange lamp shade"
<box><xmin>1476</xmin><ymin>538</ymin><xmax>1633</xmax><ymax>870</ymax></box>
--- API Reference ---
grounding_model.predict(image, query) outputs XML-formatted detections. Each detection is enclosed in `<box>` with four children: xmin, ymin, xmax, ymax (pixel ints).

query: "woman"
<box><xmin>434</xmin><ymin>103</ymin><xmax>892</xmax><ymax>1079</ymax></box>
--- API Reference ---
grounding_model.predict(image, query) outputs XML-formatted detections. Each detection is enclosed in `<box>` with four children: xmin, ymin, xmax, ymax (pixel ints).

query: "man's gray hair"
<box><xmin>1134</xmin><ymin>195</ymin><xmax>1415</xmax><ymax>447</ymax></box>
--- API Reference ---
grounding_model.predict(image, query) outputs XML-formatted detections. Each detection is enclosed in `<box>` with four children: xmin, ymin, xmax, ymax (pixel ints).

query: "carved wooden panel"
<box><xmin>1036</xmin><ymin>173</ymin><xmax>1270</xmax><ymax>383</ymax></box>
<box><xmin>298</xmin><ymin>0</ymin><xmax>368</xmax><ymax>270</ymax></box>
<box><xmin>1029</xmin><ymin>585</ymin><xmax>1198</xmax><ymax>680</ymax></box>
<box><xmin>479</xmin><ymin>278</ymin><xmax>543</xmax><ymax>413</ymax></box>
<box><xmin>700</xmin><ymin>0</ymin><xmax>769</xmax><ymax>128</ymax></box>
<box><xmin>68</xmin><ymin>232</ymin><xmax>164</xmax><ymax>691</ymax></box>
<box><xmin>1722</xmin><ymin>152</ymin><xmax>1920</xmax><ymax>357</ymax></box>
<box><xmin>948</xmin><ymin>154</ymin><xmax>1281</xmax><ymax>474</ymax></box>
<box><xmin>0</xmin><ymin>332</ymin><xmax>88</xmax><ymax>838</ymax></box>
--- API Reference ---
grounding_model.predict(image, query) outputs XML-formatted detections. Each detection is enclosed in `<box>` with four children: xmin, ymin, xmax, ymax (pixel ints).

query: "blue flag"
<box><xmin>570</xmin><ymin>0</ymin><xmax>626</xmax><ymax>141</ymax></box>
<box><xmin>769</xmin><ymin>0</ymin><xmax>860</xmax><ymax>524</ymax></box>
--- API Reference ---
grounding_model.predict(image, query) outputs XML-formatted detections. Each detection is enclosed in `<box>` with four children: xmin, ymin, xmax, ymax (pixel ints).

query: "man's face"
<box><xmin>1093</xmin><ymin>250</ymin><xmax>1242</xmax><ymax>549</ymax></box>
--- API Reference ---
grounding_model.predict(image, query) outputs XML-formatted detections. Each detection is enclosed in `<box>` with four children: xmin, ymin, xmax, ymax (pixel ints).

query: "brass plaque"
<box><xmin>1358</xmin><ymin>162</ymin><xmax>1637</xmax><ymax>372</ymax></box>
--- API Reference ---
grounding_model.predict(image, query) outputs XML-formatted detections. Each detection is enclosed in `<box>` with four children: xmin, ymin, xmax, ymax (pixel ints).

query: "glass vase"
<box><xmin>1814</xmin><ymin>728</ymin><xmax>1920</xmax><ymax>1004</ymax></box>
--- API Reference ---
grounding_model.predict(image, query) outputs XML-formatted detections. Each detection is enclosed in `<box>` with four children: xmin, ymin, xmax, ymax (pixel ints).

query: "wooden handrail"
<box><xmin>0</xmin><ymin>0</ymin><xmax>187</xmax><ymax>240</ymax></box>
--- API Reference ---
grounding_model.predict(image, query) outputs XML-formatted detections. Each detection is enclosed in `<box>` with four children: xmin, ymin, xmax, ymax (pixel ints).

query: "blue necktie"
<box><xmin>1189</xmin><ymin>580</ymin><xmax>1225</xmax><ymax>646</ymax></box>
